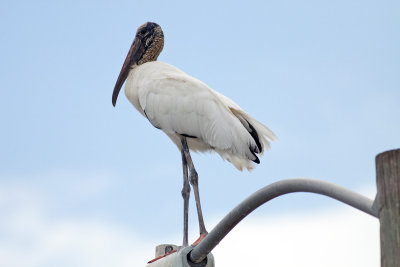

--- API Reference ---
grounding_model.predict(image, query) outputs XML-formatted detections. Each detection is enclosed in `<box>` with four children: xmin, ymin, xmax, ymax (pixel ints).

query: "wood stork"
<box><xmin>112</xmin><ymin>22</ymin><xmax>276</xmax><ymax>246</ymax></box>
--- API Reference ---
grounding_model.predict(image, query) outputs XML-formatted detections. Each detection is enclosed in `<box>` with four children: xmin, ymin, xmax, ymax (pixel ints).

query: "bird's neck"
<box><xmin>137</xmin><ymin>53</ymin><xmax>158</xmax><ymax>65</ymax></box>
<box><xmin>137</xmin><ymin>35</ymin><xmax>163</xmax><ymax>65</ymax></box>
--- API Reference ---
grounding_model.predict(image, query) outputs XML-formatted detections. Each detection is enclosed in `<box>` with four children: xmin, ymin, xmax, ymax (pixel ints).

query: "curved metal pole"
<box><xmin>189</xmin><ymin>178</ymin><xmax>378</xmax><ymax>264</ymax></box>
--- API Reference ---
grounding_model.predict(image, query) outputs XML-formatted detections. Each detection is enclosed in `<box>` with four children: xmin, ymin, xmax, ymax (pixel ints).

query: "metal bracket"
<box><xmin>146</xmin><ymin>246</ymin><xmax>214</xmax><ymax>267</ymax></box>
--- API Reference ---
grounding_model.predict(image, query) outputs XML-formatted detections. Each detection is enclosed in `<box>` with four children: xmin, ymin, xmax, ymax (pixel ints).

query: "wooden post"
<box><xmin>376</xmin><ymin>149</ymin><xmax>400</xmax><ymax>267</ymax></box>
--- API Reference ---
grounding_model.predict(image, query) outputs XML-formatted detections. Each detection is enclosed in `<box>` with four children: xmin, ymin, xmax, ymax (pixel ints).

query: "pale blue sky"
<box><xmin>1</xmin><ymin>0</ymin><xmax>399</xmax><ymax>266</ymax></box>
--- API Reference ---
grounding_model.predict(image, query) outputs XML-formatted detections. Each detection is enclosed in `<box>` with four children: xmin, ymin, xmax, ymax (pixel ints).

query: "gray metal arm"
<box><xmin>189</xmin><ymin>178</ymin><xmax>378</xmax><ymax>264</ymax></box>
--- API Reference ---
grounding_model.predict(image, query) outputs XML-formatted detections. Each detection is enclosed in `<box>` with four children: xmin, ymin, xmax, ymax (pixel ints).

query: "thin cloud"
<box><xmin>0</xmin><ymin>182</ymin><xmax>379</xmax><ymax>267</ymax></box>
<box><xmin>212</xmin><ymin>209</ymin><xmax>379</xmax><ymax>267</ymax></box>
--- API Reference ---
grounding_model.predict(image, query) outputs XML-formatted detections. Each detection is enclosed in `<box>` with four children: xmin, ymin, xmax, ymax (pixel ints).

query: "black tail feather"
<box><xmin>251</xmin><ymin>152</ymin><xmax>260</xmax><ymax>164</ymax></box>
<box><xmin>247</xmin><ymin>120</ymin><xmax>262</xmax><ymax>154</ymax></box>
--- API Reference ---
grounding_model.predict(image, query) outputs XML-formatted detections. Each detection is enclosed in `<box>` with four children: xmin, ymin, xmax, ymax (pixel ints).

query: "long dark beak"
<box><xmin>112</xmin><ymin>36</ymin><xmax>145</xmax><ymax>106</ymax></box>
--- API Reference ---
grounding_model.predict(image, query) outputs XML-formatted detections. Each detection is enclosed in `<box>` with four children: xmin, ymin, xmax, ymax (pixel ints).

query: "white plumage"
<box><xmin>124</xmin><ymin>61</ymin><xmax>277</xmax><ymax>171</ymax></box>
<box><xmin>113</xmin><ymin>22</ymin><xmax>277</xmax><ymax>245</ymax></box>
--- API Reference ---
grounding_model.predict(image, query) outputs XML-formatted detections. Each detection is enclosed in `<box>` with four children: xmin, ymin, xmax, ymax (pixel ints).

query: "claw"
<box><xmin>191</xmin><ymin>233</ymin><xmax>207</xmax><ymax>246</ymax></box>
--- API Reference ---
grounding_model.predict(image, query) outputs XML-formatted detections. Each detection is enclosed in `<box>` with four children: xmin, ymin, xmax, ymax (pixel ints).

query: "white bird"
<box><xmin>112</xmin><ymin>22</ymin><xmax>276</xmax><ymax>246</ymax></box>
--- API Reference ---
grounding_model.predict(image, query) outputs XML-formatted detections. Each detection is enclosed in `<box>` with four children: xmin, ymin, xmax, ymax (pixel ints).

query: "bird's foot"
<box><xmin>191</xmin><ymin>232</ymin><xmax>207</xmax><ymax>246</ymax></box>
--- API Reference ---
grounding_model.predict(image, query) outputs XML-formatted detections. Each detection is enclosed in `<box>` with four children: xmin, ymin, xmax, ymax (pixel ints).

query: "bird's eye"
<box><xmin>140</xmin><ymin>29</ymin><xmax>146</xmax><ymax>35</ymax></box>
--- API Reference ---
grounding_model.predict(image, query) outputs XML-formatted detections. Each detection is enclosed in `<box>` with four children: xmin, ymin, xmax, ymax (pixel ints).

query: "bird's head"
<box><xmin>112</xmin><ymin>22</ymin><xmax>164</xmax><ymax>106</ymax></box>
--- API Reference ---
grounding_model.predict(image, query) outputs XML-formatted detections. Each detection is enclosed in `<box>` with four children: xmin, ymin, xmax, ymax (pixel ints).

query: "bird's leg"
<box><xmin>180</xmin><ymin>137</ymin><xmax>208</xmax><ymax>238</ymax></box>
<box><xmin>181</xmin><ymin>147</ymin><xmax>190</xmax><ymax>247</ymax></box>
